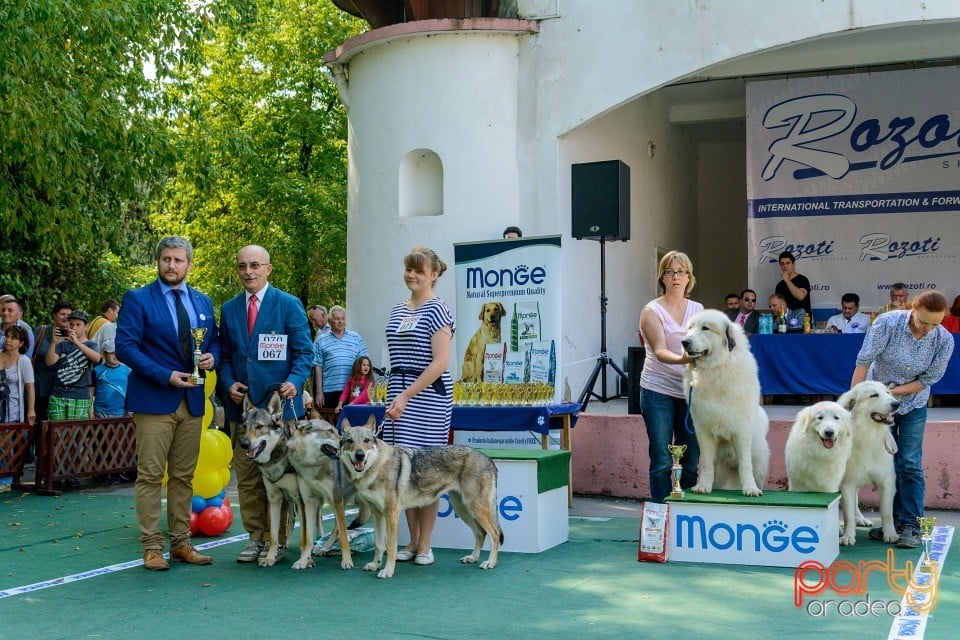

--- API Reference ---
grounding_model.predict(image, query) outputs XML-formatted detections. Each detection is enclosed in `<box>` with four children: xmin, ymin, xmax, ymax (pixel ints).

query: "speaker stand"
<box><xmin>578</xmin><ymin>237</ymin><xmax>628</xmax><ymax>412</ymax></box>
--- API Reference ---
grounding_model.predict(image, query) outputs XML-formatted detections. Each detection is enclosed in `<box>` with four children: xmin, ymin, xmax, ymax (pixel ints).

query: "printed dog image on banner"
<box><xmin>460</xmin><ymin>301</ymin><xmax>506</xmax><ymax>382</ymax></box>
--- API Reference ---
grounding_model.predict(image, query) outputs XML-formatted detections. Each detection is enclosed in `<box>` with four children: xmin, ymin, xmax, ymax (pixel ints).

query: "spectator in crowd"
<box><xmin>768</xmin><ymin>292</ymin><xmax>804</xmax><ymax>330</ymax></box>
<box><xmin>941</xmin><ymin>295</ymin><xmax>960</xmax><ymax>333</ymax></box>
<box><xmin>775</xmin><ymin>251</ymin><xmax>811</xmax><ymax>330</ymax></box>
<box><xmin>502</xmin><ymin>226</ymin><xmax>522</xmax><ymax>239</ymax></box>
<box><xmin>0</xmin><ymin>295</ymin><xmax>35</xmax><ymax>358</ymax></box>
<box><xmin>308</xmin><ymin>304</ymin><xmax>329</xmax><ymax>338</ymax></box>
<box><xmin>383</xmin><ymin>246</ymin><xmax>456</xmax><ymax>565</ymax></box>
<box><xmin>826</xmin><ymin>293</ymin><xmax>871</xmax><ymax>334</ymax></box>
<box><xmin>218</xmin><ymin>244</ymin><xmax>313</xmax><ymax>564</ymax></box>
<box><xmin>115</xmin><ymin>235</ymin><xmax>220</xmax><ymax>571</ymax></box>
<box><xmin>889</xmin><ymin>283</ymin><xmax>909</xmax><ymax>310</ymax></box>
<box><xmin>32</xmin><ymin>300</ymin><xmax>75</xmax><ymax>422</ymax></box>
<box><xmin>638</xmin><ymin>250</ymin><xmax>702</xmax><ymax>503</ymax></box>
<box><xmin>0</xmin><ymin>325</ymin><xmax>35</xmax><ymax>491</ymax></box>
<box><xmin>92</xmin><ymin>325</ymin><xmax>130</xmax><ymax>419</ymax></box>
<box><xmin>92</xmin><ymin>324</ymin><xmax>132</xmax><ymax>485</ymax></box>
<box><xmin>45</xmin><ymin>310</ymin><xmax>101</xmax><ymax>420</ymax></box>
<box><xmin>726</xmin><ymin>289</ymin><xmax>759</xmax><ymax>334</ymax></box>
<box><xmin>336</xmin><ymin>355</ymin><xmax>375</xmax><ymax>413</ymax></box>
<box><xmin>724</xmin><ymin>293</ymin><xmax>740</xmax><ymax>311</ymax></box>
<box><xmin>853</xmin><ymin>290</ymin><xmax>954</xmax><ymax>549</ymax></box>
<box><xmin>314</xmin><ymin>305</ymin><xmax>368</xmax><ymax>410</ymax></box>
<box><xmin>87</xmin><ymin>300</ymin><xmax>120</xmax><ymax>340</ymax></box>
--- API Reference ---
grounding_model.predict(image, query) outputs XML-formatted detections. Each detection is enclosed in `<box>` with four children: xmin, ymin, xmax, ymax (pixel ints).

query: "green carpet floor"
<box><xmin>1</xmin><ymin>492</ymin><xmax>957</xmax><ymax>639</ymax></box>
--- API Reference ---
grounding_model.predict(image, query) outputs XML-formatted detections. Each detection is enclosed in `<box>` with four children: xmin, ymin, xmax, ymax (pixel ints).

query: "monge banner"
<box><xmin>453</xmin><ymin>235</ymin><xmax>562</xmax><ymax>402</ymax></box>
<box><xmin>746</xmin><ymin>67</ymin><xmax>960</xmax><ymax>311</ymax></box>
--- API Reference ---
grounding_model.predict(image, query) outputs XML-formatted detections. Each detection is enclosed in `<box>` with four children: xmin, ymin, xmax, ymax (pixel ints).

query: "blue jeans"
<box><xmin>891</xmin><ymin>407</ymin><xmax>927</xmax><ymax>529</ymax></box>
<box><xmin>640</xmin><ymin>387</ymin><xmax>700</xmax><ymax>503</ymax></box>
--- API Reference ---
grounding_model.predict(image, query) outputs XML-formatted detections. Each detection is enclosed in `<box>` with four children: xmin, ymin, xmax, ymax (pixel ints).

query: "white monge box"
<box><xmin>400</xmin><ymin>449</ymin><xmax>570</xmax><ymax>553</ymax></box>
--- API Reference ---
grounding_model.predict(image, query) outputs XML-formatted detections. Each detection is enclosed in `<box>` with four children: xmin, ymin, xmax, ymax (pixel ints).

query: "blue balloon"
<box><xmin>219</xmin><ymin>488</ymin><xmax>227</xmax><ymax>498</ymax></box>
<box><xmin>206</xmin><ymin>495</ymin><xmax>224</xmax><ymax>509</ymax></box>
<box><xmin>191</xmin><ymin>495</ymin><xmax>207</xmax><ymax>514</ymax></box>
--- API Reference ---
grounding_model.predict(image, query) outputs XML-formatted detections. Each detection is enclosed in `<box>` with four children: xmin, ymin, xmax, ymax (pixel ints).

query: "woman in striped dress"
<box><xmin>383</xmin><ymin>246</ymin><xmax>455</xmax><ymax>566</ymax></box>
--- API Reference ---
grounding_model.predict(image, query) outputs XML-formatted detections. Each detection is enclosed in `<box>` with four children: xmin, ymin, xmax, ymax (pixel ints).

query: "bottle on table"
<box><xmin>803</xmin><ymin>315</ymin><xmax>811</xmax><ymax>334</ymax></box>
<box><xmin>778</xmin><ymin>313</ymin><xmax>787</xmax><ymax>334</ymax></box>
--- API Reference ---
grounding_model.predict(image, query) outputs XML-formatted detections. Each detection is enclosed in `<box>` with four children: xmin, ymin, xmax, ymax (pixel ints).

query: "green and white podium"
<box><xmin>400</xmin><ymin>449</ymin><xmax>570</xmax><ymax>553</ymax></box>
<box><xmin>667</xmin><ymin>490</ymin><xmax>840</xmax><ymax>568</ymax></box>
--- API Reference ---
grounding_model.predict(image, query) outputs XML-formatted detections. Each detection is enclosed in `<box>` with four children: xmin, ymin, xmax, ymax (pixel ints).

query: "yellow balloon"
<box><xmin>219</xmin><ymin>466</ymin><xmax>231</xmax><ymax>489</ymax></box>
<box><xmin>162</xmin><ymin>464</ymin><xmax>169</xmax><ymax>487</ymax></box>
<box><xmin>204</xmin><ymin>369</ymin><xmax>218</xmax><ymax>398</ymax></box>
<box><xmin>202</xmin><ymin>398</ymin><xmax>214</xmax><ymax>429</ymax></box>
<box><xmin>197</xmin><ymin>429</ymin><xmax>221</xmax><ymax>472</ymax></box>
<box><xmin>192</xmin><ymin>468</ymin><xmax>223</xmax><ymax>499</ymax></box>
<box><xmin>210</xmin><ymin>428</ymin><xmax>233</xmax><ymax>468</ymax></box>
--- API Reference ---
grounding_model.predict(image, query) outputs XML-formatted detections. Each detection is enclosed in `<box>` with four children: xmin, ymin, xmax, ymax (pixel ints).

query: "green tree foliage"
<box><xmin>0</xmin><ymin>0</ymin><xmax>230</xmax><ymax>324</ymax></box>
<box><xmin>155</xmin><ymin>1</ymin><xmax>364</xmax><ymax>309</ymax></box>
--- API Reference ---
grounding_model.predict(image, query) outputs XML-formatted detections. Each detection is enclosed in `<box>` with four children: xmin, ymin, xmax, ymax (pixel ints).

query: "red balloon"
<box><xmin>198</xmin><ymin>505</ymin><xmax>230</xmax><ymax>536</ymax></box>
<box><xmin>221</xmin><ymin>496</ymin><xmax>231</xmax><ymax>508</ymax></box>
<box><xmin>189</xmin><ymin>511</ymin><xmax>201</xmax><ymax>536</ymax></box>
<box><xmin>221</xmin><ymin>504</ymin><xmax>234</xmax><ymax>528</ymax></box>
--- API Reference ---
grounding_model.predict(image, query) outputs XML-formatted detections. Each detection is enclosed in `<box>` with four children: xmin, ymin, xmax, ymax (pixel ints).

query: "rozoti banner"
<box><xmin>746</xmin><ymin>67</ymin><xmax>960</xmax><ymax>311</ymax></box>
<box><xmin>453</xmin><ymin>235</ymin><xmax>562</xmax><ymax>401</ymax></box>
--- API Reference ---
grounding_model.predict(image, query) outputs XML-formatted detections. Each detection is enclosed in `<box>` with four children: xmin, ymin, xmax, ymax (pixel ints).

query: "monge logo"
<box><xmin>676</xmin><ymin>515</ymin><xmax>820</xmax><ymax>554</ymax></box>
<box><xmin>466</xmin><ymin>264</ymin><xmax>546</xmax><ymax>290</ymax></box>
<box><xmin>438</xmin><ymin>493</ymin><xmax>523</xmax><ymax>522</ymax></box>
<box><xmin>760</xmin><ymin>93</ymin><xmax>959</xmax><ymax>181</ymax></box>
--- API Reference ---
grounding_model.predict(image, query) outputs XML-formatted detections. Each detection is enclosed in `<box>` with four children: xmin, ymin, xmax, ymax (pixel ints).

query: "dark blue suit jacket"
<box><xmin>116</xmin><ymin>280</ymin><xmax>220</xmax><ymax>416</ymax></box>
<box><xmin>218</xmin><ymin>285</ymin><xmax>313</xmax><ymax>422</ymax></box>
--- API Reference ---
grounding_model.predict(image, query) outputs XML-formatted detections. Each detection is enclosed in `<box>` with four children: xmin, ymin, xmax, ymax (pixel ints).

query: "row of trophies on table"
<box><xmin>363</xmin><ymin>380</ymin><xmax>556</xmax><ymax>406</ymax></box>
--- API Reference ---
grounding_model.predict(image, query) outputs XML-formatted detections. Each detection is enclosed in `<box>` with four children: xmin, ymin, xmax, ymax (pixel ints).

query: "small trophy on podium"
<box><xmin>189</xmin><ymin>327</ymin><xmax>207</xmax><ymax>385</ymax></box>
<box><xmin>667</xmin><ymin>444</ymin><xmax>687</xmax><ymax>499</ymax></box>
<box><xmin>917</xmin><ymin>516</ymin><xmax>936</xmax><ymax>572</ymax></box>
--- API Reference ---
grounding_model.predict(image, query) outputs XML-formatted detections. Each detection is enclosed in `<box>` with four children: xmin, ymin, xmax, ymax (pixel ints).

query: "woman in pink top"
<box><xmin>638</xmin><ymin>250</ymin><xmax>703</xmax><ymax>502</ymax></box>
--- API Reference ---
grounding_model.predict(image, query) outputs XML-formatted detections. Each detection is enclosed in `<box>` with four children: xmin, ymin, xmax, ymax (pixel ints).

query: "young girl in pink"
<box><xmin>335</xmin><ymin>355</ymin><xmax>374</xmax><ymax>412</ymax></box>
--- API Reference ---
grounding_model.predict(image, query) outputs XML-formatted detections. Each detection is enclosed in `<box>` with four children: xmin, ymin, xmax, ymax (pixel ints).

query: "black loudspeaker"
<box><xmin>627</xmin><ymin>346</ymin><xmax>646</xmax><ymax>415</ymax></box>
<box><xmin>571</xmin><ymin>160</ymin><xmax>630</xmax><ymax>241</ymax></box>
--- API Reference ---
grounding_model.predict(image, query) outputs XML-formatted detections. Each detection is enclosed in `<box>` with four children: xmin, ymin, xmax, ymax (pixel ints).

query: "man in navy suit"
<box><xmin>725</xmin><ymin>288</ymin><xmax>760</xmax><ymax>335</ymax></box>
<box><xmin>218</xmin><ymin>244</ymin><xmax>313</xmax><ymax>563</ymax></box>
<box><xmin>116</xmin><ymin>236</ymin><xmax>220</xmax><ymax>571</ymax></box>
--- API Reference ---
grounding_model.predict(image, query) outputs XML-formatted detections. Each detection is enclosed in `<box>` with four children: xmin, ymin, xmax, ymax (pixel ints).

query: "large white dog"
<box><xmin>682</xmin><ymin>309</ymin><xmax>770</xmax><ymax>496</ymax></box>
<box><xmin>836</xmin><ymin>381</ymin><xmax>900</xmax><ymax>546</ymax></box>
<box><xmin>785</xmin><ymin>401</ymin><xmax>853</xmax><ymax>492</ymax></box>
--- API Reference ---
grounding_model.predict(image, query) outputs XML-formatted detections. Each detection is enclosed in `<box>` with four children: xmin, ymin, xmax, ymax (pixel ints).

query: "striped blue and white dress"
<box><xmin>382</xmin><ymin>297</ymin><xmax>455</xmax><ymax>448</ymax></box>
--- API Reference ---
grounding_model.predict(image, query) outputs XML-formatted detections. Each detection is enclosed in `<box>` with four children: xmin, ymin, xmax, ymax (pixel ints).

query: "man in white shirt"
<box><xmin>827</xmin><ymin>293</ymin><xmax>871</xmax><ymax>334</ymax></box>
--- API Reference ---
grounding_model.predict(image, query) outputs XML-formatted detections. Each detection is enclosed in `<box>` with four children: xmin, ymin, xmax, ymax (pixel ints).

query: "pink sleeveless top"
<box><xmin>638</xmin><ymin>299</ymin><xmax>703</xmax><ymax>398</ymax></box>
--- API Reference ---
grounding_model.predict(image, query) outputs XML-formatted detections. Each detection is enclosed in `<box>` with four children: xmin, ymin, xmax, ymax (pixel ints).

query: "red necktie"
<box><xmin>247</xmin><ymin>294</ymin><xmax>258</xmax><ymax>336</ymax></box>
<box><xmin>739</xmin><ymin>314</ymin><xmax>746</xmax><ymax>327</ymax></box>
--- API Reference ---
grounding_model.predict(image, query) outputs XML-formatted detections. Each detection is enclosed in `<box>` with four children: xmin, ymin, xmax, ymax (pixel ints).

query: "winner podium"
<box><xmin>667</xmin><ymin>490</ymin><xmax>840</xmax><ymax>568</ymax></box>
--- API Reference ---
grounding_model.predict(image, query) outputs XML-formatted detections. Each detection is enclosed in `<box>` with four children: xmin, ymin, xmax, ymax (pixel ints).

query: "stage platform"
<box><xmin>573</xmin><ymin>400</ymin><xmax>960</xmax><ymax>510</ymax></box>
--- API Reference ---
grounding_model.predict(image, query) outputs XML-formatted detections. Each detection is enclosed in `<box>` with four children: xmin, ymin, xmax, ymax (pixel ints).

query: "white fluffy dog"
<box><xmin>836</xmin><ymin>381</ymin><xmax>900</xmax><ymax>546</ymax></box>
<box><xmin>682</xmin><ymin>309</ymin><xmax>770</xmax><ymax>496</ymax></box>
<box><xmin>785</xmin><ymin>401</ymin><xmax>852</xmax><ymax>492</ymax></box>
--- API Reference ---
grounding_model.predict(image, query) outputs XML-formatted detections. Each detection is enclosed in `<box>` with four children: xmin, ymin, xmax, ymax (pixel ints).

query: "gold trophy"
<box><xmin>917</xmin><ymin>516</ymin><xmax>937</xmax><ymax>572</ymax></box>
<box><xmin>189</xmin><ymin>327</ymin><xmax>207</xmax><ymax>385</ymax></box>
<box><xmin>668</xmin><ymin>444</ymin><xmax>687</xmax><ymax>499</ymax></box>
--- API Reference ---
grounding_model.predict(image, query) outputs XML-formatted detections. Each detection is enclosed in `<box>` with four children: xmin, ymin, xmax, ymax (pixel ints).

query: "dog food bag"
<box><xmin>511</xmin><ymin>301</ymin><xmax>542</xmax><ymax>352</ymax></box>
<box><xmin>637</xmin><ymin>501</ymin><xmax>670</xmax><ymax>563</ymax></box>
<box><xmin>483</xmin><ymin>342</ymin><xmax>507</xmax><ymax>384</ymax></box>
<box><xmin>527</xmin><ymin>340</ymin><xmax>556</xmax><ymax>385</ymax></box>
<box><xmin>503</xmin><ymin>350</ymin><xmax>529</xmax><ymax>384</ymax></box>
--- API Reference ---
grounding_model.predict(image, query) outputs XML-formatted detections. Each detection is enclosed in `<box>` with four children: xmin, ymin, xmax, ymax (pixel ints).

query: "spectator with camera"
<box><xmin>32</xmin><ymin>300</ymin><xmax>75</xmax><ymax>422</ymax></box>
<box><xmin>45</xmin><ymin>310</ymin><xmax>101</xmax><ymax>420</ymax></box>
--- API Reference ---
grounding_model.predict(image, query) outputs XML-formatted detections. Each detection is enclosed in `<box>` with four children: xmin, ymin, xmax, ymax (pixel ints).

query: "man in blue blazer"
<box><xmin>218</xmin><ymin>244</ymin><xmax>314</xmax><ymax>563</ymax></box>
<box><xmin>116</xmin><ymin>236</ymin><xmax>220</xmax><ymax>571</ymax></box>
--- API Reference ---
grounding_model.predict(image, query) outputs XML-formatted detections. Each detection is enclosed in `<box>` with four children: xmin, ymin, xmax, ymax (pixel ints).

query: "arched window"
<box><xmin>399</xmin><ymin>149</ymin><xmax>443</xmax><ymax>217</ymax></box>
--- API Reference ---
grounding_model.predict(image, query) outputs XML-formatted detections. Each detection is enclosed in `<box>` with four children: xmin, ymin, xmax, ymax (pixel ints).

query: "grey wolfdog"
<box><xmin>333</xmin><ymin>417</ymin><xmax>503</xmax><ymax>579</ymax></box>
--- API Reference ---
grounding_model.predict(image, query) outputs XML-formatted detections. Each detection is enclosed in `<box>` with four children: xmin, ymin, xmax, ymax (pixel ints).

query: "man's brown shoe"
<box><xmin>143</xmin><ymin>549</ymin><xmax>169</xmax><ymax>571</ymax></box>
<box><xmin>170</xmin><ymin>545</ymin><xmax>213</xmax><ymax>565</ymax></box>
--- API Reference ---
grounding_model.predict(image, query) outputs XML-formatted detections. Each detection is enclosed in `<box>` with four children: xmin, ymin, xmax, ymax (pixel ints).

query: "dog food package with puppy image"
<box><xmin>510</xmin><ymin>301</ymin><xmax>542</xmax><ymax>352</ymax></box>
<box><xmin>637</xmin><ymin>501</ymin><xmax>670</xmax><ymax>563</ymax></box>
<box><xmin>503</xmin><ymin>350</ymin><xmax>530</xmax><ymax>383</ymax></box>
<box><xmin>483</xmin><ymin>342</ymin><xmax>507</xmax><ymax>383</ymax></box>
<box><xmin>527</xmin><ymin>340</ymin><xmax>556</xmax><ymax>385</ymax></box>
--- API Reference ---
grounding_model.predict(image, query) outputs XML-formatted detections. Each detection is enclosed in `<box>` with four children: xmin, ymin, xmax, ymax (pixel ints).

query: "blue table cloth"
<box><xmin>749</xmin><ymin>333</ymin><xmax>960</xmax><ymax>395</ymax></box>
<box><xmin>339</xmin><ymin>403</ymin><xmax>580</xmax><ymax>435</ymax></box>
